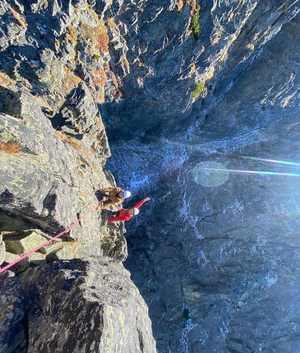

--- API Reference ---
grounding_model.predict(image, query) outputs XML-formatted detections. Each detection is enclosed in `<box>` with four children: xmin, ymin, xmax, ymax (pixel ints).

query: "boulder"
<box><xmin>50</xmin><ymin>239</ymin><xmax>79</xmax><ymax>260</ymax></box>
<box><xmin>4</xmin><ymin>252</ymin><xmax>29</xmax><ymax>273</ymax></box>
<box><xmin>3</xmin><ymin>229</ymin><xmax>59</xmax><ymax>255</ymax></box>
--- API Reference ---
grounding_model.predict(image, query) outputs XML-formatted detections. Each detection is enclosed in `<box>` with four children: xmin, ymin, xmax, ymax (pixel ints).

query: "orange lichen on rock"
<box><xmin>0</xmin><ymin>72</ymin><xmax>32</xmax><ymax>92</ymax></box>
<box><xmin>55</xmin><ymin>131</ymin><xmax>82</xmax><ymax>150</ymax></box>
<box><xmin>90</xmin><ymin>67</ymin><xmax>107</xmax><ymax>103</ymax></box>
<box><xmin>80</xmin><ymin>19</ymin><xmax>109</xmax><ymax>55</ymax></box>
<box><xmin>91</xmin><ymin>67</ymin><xmax>107</xmax><ymax>87</ymax></box>
<box><xmin>176</xmin><ymin>0</ymin><xmax>185</xmax><ymax>11</ymax></box>
<box><xmin>95</xmin><ymin>86</ymin><xmax>105</xmax><ymax>104</ymax></box>
<box><xmin>109</xmin><ymin>72</ymin><xmax>123</xmax><ymax>100</ymax></box>
<box><xmin>0</xmin><ymin>72</ymin><xmax>16</xmax><ymax>90</ymax></box>
<box><xmin>67</xmin><ymin>25</ymin><xmax>78</xmax><ymax>46</ymax></box>
<box><xmin>0</xmin><ymin>142</ymin><xmax>21</xmax><ymax>155</ymax></box>
<box><xmin>176</xmin><ymin>0</ymin><xmax>197</xmax><ymax>14</ymax></box>
<box><xmin>98</xmin><ymin>22</ymin><xmax>109</xmax><ymax>54</ymax></box>
<box><xmin>10</xmin><ymin>7</ymin><xmax>27</xmax><ymax>28</ymax></box>
<box><xmin>63</xmin><ymin>68</ymin><xmax>82</xmax><ymax>95</ymax></box>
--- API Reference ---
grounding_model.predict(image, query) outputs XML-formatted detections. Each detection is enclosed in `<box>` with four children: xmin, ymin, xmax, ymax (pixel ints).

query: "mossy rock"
<box><xmin>191</xmin><ymin>4</ymin><xmax>201</xmax><ymax>39</ymax></box>
<box><xmin>192</xmin><ymin>81</ymin><xmax>205</xmax><ymax>99</ymax></box>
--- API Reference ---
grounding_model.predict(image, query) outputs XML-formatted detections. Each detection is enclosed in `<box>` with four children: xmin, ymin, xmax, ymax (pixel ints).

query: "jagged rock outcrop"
<box><xmin>0</xmin><ymin>89</ymin><xmax>110</xmax><ymax>259</ymax></box>
<box><xmin>104</xmin><ymin>0</ymin><xmax>300</xmax><ymax>139</ymax></box>
<box><xmin>20</xmin><ymin>260</ymin><xmax>155</xmax><ymax>353</ymax></box>
<box><xmin>0</xmin><ymin>1</ymin><xmax>156</xmax><ymax>352</ymax></box>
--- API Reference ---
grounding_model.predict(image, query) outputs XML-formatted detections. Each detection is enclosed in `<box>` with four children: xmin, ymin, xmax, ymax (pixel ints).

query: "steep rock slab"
<box><xmin>0</xmin><ymin>90</ymin><xmax>106</xmax><ymax>258</ymax></box>
<box><xmin>23</xmin><ymin>260</ymin><xmax>156</xmax><ymax>353</ymax></box>
<box><xmin>103</xmin><ymin>1</ymin><xmax>300</xmax><ymax>353</ymax></box>
<box><xmin>0</xmin><ymin>1</ymin><xmax>155</xmax><ymax>353</ymax></box>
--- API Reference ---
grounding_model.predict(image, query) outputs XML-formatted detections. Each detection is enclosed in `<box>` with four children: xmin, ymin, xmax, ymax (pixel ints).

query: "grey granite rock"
<box><xmin>23</xmin><ymin>259</ymin><xmax>156</xmax><ymax>353</ymax></box>
<box><xmin>0</xmin><ymin>0</ymin><xmax>156</xmax><ymax>352</ymax></box>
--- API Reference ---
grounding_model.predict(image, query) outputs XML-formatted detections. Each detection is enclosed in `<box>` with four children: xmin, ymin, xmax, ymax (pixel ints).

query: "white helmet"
<box><xmin>124</xmin><ymin>190</ymin><xmax>132</xmax><ymax>199</ymax></box>
<box><xmin>133</xmin><ymin>208</ymin><xmax>140</xmax><ymax>216</ymax></box>
<box><xmin>120</xmin><ymin>190</ymin><xmax>132</xmax><ymax>199</ymax></box>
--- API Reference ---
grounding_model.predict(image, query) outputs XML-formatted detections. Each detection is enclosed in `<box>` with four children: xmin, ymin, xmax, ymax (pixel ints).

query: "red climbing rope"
<box><xmin>0</xmin><ymin>202</ymin><xmax>99</xmax><ymax>275</ymax></box>
<box><xmin>0</xmin><ymin>221</ymin><xmax>78</xmax><ymax>274</ymax></box>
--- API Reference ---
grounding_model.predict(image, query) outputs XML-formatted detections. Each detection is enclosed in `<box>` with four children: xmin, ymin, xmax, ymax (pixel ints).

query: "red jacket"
<box><xmin>108</xmin><ymin>198</ymin><xmax>149</xmax><ymax>223</ymax></box>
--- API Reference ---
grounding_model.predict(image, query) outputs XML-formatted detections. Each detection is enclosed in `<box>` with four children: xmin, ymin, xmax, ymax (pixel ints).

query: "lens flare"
<box><xmin>201</xmin><ymin>167</ymin><xmax>300</xmax><ymax>178</ymax></box>
<box><xmin>239</xmin><ymin>156</ymin><xmax>300</xmax><ymax>167</ymax></box>
<box><xmin>192</xmin><ymin>161</ymin><xmax>229</xmax><ymax>187</ymax></box>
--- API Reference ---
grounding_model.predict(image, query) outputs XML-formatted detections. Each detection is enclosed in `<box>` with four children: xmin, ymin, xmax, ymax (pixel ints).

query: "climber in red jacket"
<box><xmin>108</xmin><ymin>197</ymin><xmax>151</xmax><ymax>223</ymax></box>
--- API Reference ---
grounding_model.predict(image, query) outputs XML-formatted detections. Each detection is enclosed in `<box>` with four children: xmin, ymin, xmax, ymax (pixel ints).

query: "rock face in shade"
<box><xmin>22</xmin><ymin>260</ymin><xmax>155</xmax><ymax>353</ymax></box>
<box><xmin>0</xmin><ymin>1</ymin><xmax>156</xmax><ymax>352</ymax></box>
<box><xmin>0</xmin><ymin>259</ymin><xmax>157</xmax><ymax>353</ymax></box>
<box><xmin>0</xmin><ymin>276</ymin><xmax>26</xmax><ymax>353</ymax></box>
<box><xmin>102</xmin><ymin>1</ymin><xmax>300</xmax><ymax>353</ymax></box>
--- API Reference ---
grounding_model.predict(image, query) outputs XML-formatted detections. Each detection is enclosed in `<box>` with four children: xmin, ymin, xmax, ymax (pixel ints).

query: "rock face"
<box><xmin>2</xmin><ymin>0</ymin><xmax>300</xmax><ymax>352</ymax></box>
<box><xmin>1</xmin><ymin>260</ymin><xmax>156</xmax><ymax>353</ymax></box>
<box><xmin>102</xmin><ymin>1</ymin><xmax>300</xmax><ymax>353</ymax></box>
<box><xmin>0</xmin><ymin>276</ymin><xmax>26</xmax><ymax>353</ymax></box>
<box><xmin>22</xmin><ymin>260</ymin><xmax>155</xmax><ymax>353</ymax></box>
<box><xmin>0</xmin><ymin>1</ymin><xmax>156</xmax><ymax>352</ymax></box>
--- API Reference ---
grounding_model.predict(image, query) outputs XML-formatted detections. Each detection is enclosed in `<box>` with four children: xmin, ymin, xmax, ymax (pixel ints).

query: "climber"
<box><xmin>96</xmin><ymin>186</ymin><xmax>132</xmax><ymax>211</ymax></box>
<box><xmin>108</xmin><ymin>197</ymin><xmax>151</xmax><ymax>223</ymax></box>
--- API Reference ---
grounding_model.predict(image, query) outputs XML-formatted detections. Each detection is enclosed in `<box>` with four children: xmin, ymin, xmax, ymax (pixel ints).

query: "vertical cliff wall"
<box><xmin>0</xmin><ymin>1</ymin><xmax>157</xmax><ymax>352</ymax></box>
<box><xmin>102</xmin><ymin>1</ymin><xmax>300</xmax><ymax>353</ymax></box>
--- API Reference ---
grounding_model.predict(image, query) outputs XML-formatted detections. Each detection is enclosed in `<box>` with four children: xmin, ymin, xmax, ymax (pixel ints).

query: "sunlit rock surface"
<box><xmin>0</xmin><ymin>1</ymin><xmax>156</xmax><ymax>352</ymax></box>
